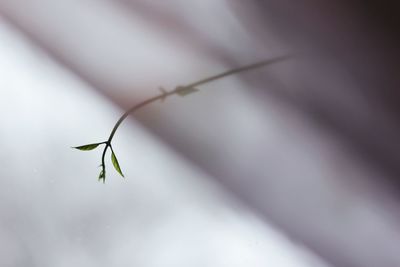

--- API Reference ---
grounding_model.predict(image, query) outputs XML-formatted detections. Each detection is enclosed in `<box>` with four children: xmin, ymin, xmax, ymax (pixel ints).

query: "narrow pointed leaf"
<box><xmin>98</xmin><ymin>169</ymin><xmax>106</xmax><ymax>183</ymax></box>
<box><xmin>111</xmin><ymin>151</ymin><xmax>124</xmax><ymax>177</ymax></box>
<box><xmin>176</xmin><ymin>86</ymin><xmax>199</xmax><ymax>97</ymax></box>
<box><xmin>73</xmin><ymin>143</ymin><xmax>102</xmax><ymax>151</ymax></box>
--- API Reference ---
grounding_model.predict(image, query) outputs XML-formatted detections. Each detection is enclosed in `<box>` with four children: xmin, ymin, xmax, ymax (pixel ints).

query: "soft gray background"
<box><xmin>1</xmin><ymin>1</ymin><xmax>400</xmax><ymax>266</ymax></box>
<box><xmin>0</xmin><ymin>13</ymin><xmax>327</xmax><ymax>267</ymax></box>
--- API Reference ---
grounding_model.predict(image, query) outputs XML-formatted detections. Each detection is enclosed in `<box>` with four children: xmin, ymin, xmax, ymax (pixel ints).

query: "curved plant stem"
<box><xmin>106</xmin><ymin>55</ymin><xmax>289</xmax><ymax>146</ymax></box>
<box><xmin>184</xmin><ymin>55</ymin><xmax>289</xmax><ymax>88</ymax></box>
<box><xmin>107</xmin><ymin>92</ymin><xmax>175</xmax><ymax>143</ymax></box>
<box><xmin>78</xmin><ymin>55</ymin><xmax>289</xmax><ymax>181</ymax></box>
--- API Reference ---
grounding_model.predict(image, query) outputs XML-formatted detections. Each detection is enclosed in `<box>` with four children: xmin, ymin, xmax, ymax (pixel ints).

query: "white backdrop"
<box><xmin>1</xmin><ymin>1</ymin><xmax>400</xmax><ymax>266</ymax></box>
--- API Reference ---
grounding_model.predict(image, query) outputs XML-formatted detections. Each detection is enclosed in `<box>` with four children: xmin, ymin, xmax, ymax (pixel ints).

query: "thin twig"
<box><xmin>75</xmin><ymin>55</ymin><xmax>290</xmax><ymax>181</ymax></box>
<box><xmin>107</xmin><ymin>55</ymin><xmax>289</xmax><ymax>144</ymax></box>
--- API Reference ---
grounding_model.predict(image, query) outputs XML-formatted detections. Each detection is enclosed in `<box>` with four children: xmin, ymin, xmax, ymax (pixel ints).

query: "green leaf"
<box><xmin>111</xmin><ymin>151</ymin><xmax>124</xmax><ymax>177</ymax></box>
<box><xmin>98</xmin><ymin>169</ymin><xmax>106</xmax><ymax>183</ymax></box>
<box><xmin>175</xmin><ymin>86</ymin><xmax>199</xmax><ymax>97</ymax></box>
<box><xmin>73</xmin><ymin>143</ymin><xmax>102</xmax><ymax>151</ymax></box>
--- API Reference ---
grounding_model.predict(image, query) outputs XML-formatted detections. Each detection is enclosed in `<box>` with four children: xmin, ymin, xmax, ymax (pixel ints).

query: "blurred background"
<box><xmin>0</xmin><ymin>1</ymin><xmax>400</xmax><ymax>266</ymax></box>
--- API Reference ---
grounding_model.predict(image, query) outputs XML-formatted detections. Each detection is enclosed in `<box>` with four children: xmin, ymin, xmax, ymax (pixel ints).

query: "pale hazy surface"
<box><xmin>1</xmin><ymin>1</ymin><xmax>400</xmax><ymax>267</ymax></box>
<box><xmin>0</xmin><ymin>18</ymin><xmax>328</xmax><ymax>267</ymax></box>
